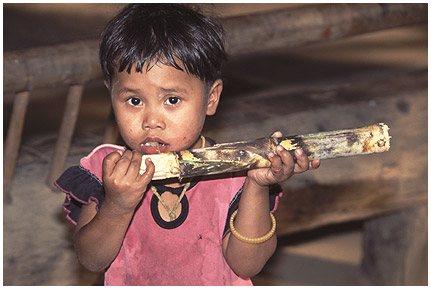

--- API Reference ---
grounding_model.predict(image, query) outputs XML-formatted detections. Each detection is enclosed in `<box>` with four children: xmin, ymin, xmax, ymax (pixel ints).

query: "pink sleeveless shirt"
<box><xmin>62</xmin><ymin>144</ymin><xmax>254</xmax><ymax>285</ymax></box>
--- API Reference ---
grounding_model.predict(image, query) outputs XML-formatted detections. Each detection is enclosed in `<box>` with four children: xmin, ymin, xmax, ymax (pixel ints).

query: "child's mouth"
<box><xmin>142</xmin><ymin>141</ymin><xmax>166</xmax><ymax>154</ymax></box>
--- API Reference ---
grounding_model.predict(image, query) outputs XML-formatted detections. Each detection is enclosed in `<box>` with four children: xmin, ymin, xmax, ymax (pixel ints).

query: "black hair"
<box><xmin>100</xmin><ymin>4</ymin><xmax>227</xmax><ymax>88</ymax></box>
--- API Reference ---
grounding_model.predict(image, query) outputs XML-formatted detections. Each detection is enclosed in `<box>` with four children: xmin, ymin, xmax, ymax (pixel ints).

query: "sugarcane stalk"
<box><xmin>140</xmin><ymin>123</ymin><xmax>390</xmax><ymax>180</ymax></box>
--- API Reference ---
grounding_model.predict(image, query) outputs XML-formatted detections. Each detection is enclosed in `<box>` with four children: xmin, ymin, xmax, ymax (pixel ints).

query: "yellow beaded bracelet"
<box><xmin>229</xmin><ymin>209</ymin><xmax>276</xmax><ymax>244</ymax></box>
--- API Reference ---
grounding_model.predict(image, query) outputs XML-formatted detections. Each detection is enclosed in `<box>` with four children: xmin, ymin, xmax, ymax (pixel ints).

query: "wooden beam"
<box><xmin>3</xmin><ymin>4</ymin><xmax>426</xmax><ymax>94</ymax></box>
<box><xmin>223</xmin><ymin>3</ymin><xmax>427</xmax><ymax>54</ymax></box>
<box><xmin>3</xmin><ymin>41</ymin><xmax>101</xmax><ymax>95</ymax></box>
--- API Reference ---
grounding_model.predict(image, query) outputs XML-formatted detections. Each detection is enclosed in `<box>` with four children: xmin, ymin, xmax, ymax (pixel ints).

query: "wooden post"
<box><xmin>3</xmin><ymin>91</ymin><xmax>30</xmax><ymax>203</ymax></box>
<box><xmin>361</xmin><ymin>205</ymin><xmax>428</xmax><ymax>285</ymax></box>
<box><xmin>47</xmin><ymin>85</ymin><xmax>84</xmax><ymax>189</ymax></box>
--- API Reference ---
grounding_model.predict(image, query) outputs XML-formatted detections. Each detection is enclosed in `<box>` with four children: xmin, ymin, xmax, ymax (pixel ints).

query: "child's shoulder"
<box><xmin>80</xmin><ymin>144</ymin><xmax>126</xmax><ymax>181</ymax></box>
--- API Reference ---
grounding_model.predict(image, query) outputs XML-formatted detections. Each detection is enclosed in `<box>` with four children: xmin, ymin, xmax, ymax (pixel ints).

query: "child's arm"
<box><xmin>73</xmin><ymin>150</ymin><xmax>155</xmax><ymax>272</ymax></box>
<box><xmin>222</xmin><ymin>132</ymin><xmax>320</xmax><ymax>278</ymax></box>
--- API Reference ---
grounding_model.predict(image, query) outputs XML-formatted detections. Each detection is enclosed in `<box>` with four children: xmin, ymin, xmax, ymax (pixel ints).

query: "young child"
<box><xmin>55</xmin><ymin>4</ymin><xmax>319</xmax><ymax>286</ymax></box>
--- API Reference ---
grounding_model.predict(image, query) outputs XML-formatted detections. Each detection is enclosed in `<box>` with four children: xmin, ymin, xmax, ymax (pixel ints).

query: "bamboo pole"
<box><xmin>140</xmin><ymin>123</ymin><xmax>390</xmax><ymax>180</ymax></box>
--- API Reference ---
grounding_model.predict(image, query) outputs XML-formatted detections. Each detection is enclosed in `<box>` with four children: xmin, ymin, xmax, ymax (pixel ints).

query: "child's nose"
<box><xmin>142</xmin><ymin>109</ymin><xmax>165</xmax><ymax>130</ymax></box>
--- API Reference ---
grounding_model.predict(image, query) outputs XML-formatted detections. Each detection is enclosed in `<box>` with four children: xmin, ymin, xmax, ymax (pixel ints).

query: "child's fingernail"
<box><xmin>269</xmin><ymin>152</ymin><xmax>275</xmax><ymax>158</ymax></box>
<box><xmin>296</xmin><ymin>149</ymin><xmax>303</xmax><ymax>155</ymax></box>
<box><xmin>277</xmin><ymin>145</ymin><xmax>284</xmax><ymax>152</ymax></box>
<box><xmin>117</xmin><ymin>150</ymin><xmax>123</xmax><ymax>156</ymax></box>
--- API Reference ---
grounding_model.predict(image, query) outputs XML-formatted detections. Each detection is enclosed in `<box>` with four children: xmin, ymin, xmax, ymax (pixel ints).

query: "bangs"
<box><xmin>100</xmin><ymin>4</ymin><xmax>226</xmax><ymax>87</ymax></box>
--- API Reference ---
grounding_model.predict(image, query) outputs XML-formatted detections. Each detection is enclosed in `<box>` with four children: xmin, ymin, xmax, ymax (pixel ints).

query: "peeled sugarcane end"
<box><xmin>363</xmin><ymin>123</ymin><xmax>391</xmax><ymax>153</ymax></box>
<box><xmin>140</xmin><ymin>152</ymin><xmax>180</xmax><ymax>180</ymax></box>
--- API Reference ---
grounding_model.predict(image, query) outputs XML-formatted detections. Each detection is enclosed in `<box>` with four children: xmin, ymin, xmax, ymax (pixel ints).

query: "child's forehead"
<box><xmin>112</xmin><ymin>61</ymin><xmax>207</xmax><ymax>92</ymax></box>
<box><xmin>116</xmin><ymin>58</ymin><xmax>190</xmax><ymax>80</ymax></box>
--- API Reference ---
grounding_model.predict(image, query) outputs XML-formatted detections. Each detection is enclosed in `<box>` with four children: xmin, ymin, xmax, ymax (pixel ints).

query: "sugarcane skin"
<box><xmin>277</xmin><ymin>138</ymin><xmax>299</xmax><ymax>151</ymax></box>
<box><xmin>141</xmin><ymin>123</ymin><xmax>390</xmax><ymax>180</ymax></box>
<box><xmin>275</xmin><ymin>123</ymin><xmax>390</xmax><ymax>160</ymax></box>
<box><xmin>178</xmin><ymin>138</ymin><xmax>273</xmax><ymax>179</ymax></box>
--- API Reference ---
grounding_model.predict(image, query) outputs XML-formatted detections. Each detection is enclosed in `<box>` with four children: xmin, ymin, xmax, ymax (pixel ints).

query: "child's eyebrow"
<box><xmin>160</xmin><ymin>87</ymin><xmax>188</xmax><ymax>94</ymax></box>
<box><xmin>116</xmin><ymin>86</ymin><xmax>188</xmax><ymax>96</ymax></box>
<box><xmin>117</xmin><ymin>87</ymin><xmax>141</xmax><ymax>95</ymax></box>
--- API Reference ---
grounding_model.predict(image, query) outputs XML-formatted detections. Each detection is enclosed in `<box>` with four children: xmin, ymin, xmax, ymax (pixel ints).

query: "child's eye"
<box><xmin>165</xmin><ymin>96</ymin><xmax>181</xmax><ymax>106</ymax></box>
<box><xmin>127</xmin><ymin>97</ymin><xmax>142</xmax><ymax>106</ymax></box>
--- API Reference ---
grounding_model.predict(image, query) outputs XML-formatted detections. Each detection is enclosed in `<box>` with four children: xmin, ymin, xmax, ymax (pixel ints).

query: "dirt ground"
<box><xmin>3</xmin><ymin>3</ymin><xmax>428</xmax><ymax>286</ymax></box>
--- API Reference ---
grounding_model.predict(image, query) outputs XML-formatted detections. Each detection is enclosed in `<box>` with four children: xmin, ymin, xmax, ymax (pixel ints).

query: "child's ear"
<box><xmin>104</xmin><ymin>80</ymin><xmax>110</xmax><ymax>91</ymax></box>
<box><xmin>206</xmin><ymin>79</ymin><xmax>223</xmax><ymax>116</ymax></box>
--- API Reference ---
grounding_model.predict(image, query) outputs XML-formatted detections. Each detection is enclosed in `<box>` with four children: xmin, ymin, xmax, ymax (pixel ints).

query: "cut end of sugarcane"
<box><xmin>359</xmin><ymin>123</ymin><xmax>390</xmax><ymax>154</ymax></box>
<box><xmin>139</xmin><ymin>152</ymin><xmax>180</xmax><ymax>180</ymax></box>
<box><xmin>372</xmin><ymin>123</ymin><xmax>391</xmax><ymax>152</ymax></box>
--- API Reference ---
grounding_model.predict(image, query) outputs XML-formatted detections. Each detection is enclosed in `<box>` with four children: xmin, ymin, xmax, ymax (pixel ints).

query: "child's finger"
<box><xmin>268</xmin><ymin>152</ymin><xmax>283</xmax><ymax>175</ymax></box>
<box><xmin>125</xmin><ymin>151</ymin><xmax>143</xmax><ymax>177</ymax></box>
<box><xmin>275</xmin><ymin>145</ymin><xmax>295</xmax><ymax>173</ymax></box>
<box><xmin>294</xmin><ymin>149</ymin><xmax>309</xmax><ymax>173</ymax></box>
<box><xmin>114</xmin><ymin>150</ymin><xmax>134</xmax><ymax>176</ymax></box>
<box><xmin>310</xmin><ymin>159</ymin><xmax>321</xmax><ymax>170</ymax></box>
<box><xmin>270</xmin><ymin>131</ymin><xmax>283</xmax><ymax>138</ymax></box>
<box><xmin>137</xmin><ymin>157</ymin><xmax>155</xmax><ymax>184</ymax></box>
<box><xmin>102</xmin><ymin>150</ymin><xmax>124</xmax><ymax>178</ymax></box>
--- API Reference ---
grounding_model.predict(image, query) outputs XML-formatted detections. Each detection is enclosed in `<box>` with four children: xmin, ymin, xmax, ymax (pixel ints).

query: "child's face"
<box><xmin>109</xmin><ymin>62</ymin><xmax>221</xmax><ymax>154</ymax></box>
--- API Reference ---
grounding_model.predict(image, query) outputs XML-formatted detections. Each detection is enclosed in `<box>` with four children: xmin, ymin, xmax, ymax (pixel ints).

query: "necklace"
<box><xmin>151</xmin><ymin>136</ymin><xmax>205</xmax><ymax>221</ymax></box>
<box><xmin>151</xmin><ymin>183</ymin><xmax>190</xmax><ymax>221</ymax></box>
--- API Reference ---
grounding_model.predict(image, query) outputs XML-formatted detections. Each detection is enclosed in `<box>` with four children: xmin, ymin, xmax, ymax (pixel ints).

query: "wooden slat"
<box><xmin>47</xmin><ymin>85</ymin><xmax>84</xmax><ymax>188</ymax></box>
<box><xmin>275</xmin><ymin>179</ymin><xmax>427</xmax><ymax>235</ymax></box>
<box><xmin>3</xmin><ymin>91</ymin><xmax>30</xmax><ymax>203</ymax></box>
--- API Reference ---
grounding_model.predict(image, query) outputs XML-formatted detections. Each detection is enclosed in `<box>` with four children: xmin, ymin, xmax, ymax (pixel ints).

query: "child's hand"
<box><xmin>247</xmin><ymin>131</ymin><xmax>320</xmax><ymax>187</ymax></box>
<box><xmin>102</xmin><ymin>150</ymin><xmax>155</xmax><ymax>214</ymax></box>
